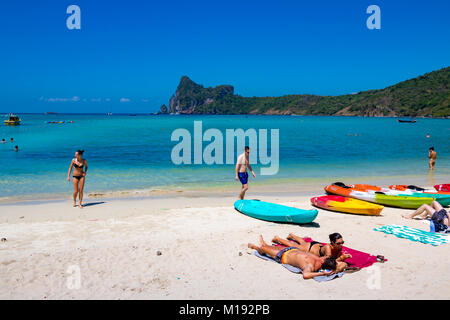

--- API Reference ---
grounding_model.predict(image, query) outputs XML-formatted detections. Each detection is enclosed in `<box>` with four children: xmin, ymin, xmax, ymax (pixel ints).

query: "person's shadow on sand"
<box><xmin>82</xmin><ymin>201</ymin><xmax>106</xmax><ymax>207</ymax></box>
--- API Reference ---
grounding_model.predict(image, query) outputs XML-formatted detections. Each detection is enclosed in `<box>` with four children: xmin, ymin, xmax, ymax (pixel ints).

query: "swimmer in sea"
<box><xmin>428</xmin><ymin>147</ymin><xmax>437</xmax><ymax>170</ymax></box>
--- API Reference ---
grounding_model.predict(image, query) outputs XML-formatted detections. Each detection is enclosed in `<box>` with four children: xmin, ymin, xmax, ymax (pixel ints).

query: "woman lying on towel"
<box><xmin>272</xmin><ymin>232</ymin><xmax>352</xmax><ymax>264</ymax></box>
<box><xmin>248</xmin><ymin>235</ymin><xmax>338</xmax><ymax>280</ymax></box>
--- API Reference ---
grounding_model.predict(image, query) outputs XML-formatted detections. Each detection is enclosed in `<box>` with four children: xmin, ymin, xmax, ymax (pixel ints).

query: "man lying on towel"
<box><xmin>248</xmin><ymin>235</ymin><xmax>338</xmax><ymax>279</ymax></box>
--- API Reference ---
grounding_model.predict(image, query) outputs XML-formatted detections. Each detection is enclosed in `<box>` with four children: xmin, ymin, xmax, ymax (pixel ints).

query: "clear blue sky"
<box><xmin>1</xmin><ymin>0</ymin><xmax>449</xmax><ymax>113</ymax></box>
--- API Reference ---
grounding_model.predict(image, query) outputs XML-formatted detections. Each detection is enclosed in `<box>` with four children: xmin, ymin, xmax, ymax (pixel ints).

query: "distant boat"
<box><xmin>45</xmin><ymin>112</ymin><xmax>58</xmax><ymax>115</ymax></box>
<box><xmin>106</xmin><ymin>112</ymin><xmax>113</xmax><ymax>116</ymax></box>
<box><xmin>4</xmin><ymin>114</ymin><xmax>21</xmax><ymax>126</ymax></box>
<box><xmin>397</xmin><ymin>118</ymin><xmax>416</xmax><ymax>123</ymax></box>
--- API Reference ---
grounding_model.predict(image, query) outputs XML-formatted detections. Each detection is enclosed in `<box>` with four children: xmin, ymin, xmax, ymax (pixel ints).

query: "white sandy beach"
<box><xmin>0</xmin><ymin>190</ymin><xmax>449</xmax><ymax>300</ymax></box>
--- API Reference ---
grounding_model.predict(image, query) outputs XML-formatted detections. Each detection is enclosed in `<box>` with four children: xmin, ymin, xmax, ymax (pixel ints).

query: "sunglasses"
<box><xmin>335</xmin><ymin>241</ymin><xmax>344</xmax><ymax>245</ymax></box>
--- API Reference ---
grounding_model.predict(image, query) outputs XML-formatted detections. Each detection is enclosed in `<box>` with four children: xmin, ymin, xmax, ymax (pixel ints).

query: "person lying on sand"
<box><xmin>402</xmin><ymin>200</ymin><xmax>449</xmax><ymax>227</ymax></box>
<box><xmin>273</xmin><ymin>232</ymin><xmax>352</xmax><ymax>262</ymax></box>
<box><xmin>248</xmin><ymin>235</ymin><xmax>338</xmax><ymax>279</ymax></box>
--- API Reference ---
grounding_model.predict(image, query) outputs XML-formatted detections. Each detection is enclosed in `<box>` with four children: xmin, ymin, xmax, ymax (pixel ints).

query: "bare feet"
<box><xmin>248</xmin><ymin>243</ymin><xmax>259</xmax><ymax>250</ymax></box>
<box><xmin>272</xmin><ymin>235</ymin><xmax>281</xmax><ymax>244</ymax></box>
<box><xmin>78</xmin><ymin>204</ymin><xmax>83</xmax><ymax>209</ymax></box>
<box><xmin>402</xmin><ymin>214</ymin><xmax>411</xmax><ymax>219</ymax></box>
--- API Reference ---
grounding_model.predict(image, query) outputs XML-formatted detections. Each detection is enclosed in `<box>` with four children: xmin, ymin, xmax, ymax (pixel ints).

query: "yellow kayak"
<box><xmin>311</xmin><ymin>195</ymin><xmax>384</xmax><ymax>216</ymax></box>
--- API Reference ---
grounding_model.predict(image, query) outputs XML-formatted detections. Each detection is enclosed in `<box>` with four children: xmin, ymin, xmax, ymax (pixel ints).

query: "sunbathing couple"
<box><xmin>248</xmin><ymin>233</ymin><xmax>354</xmax><ymax>279</ymax></box>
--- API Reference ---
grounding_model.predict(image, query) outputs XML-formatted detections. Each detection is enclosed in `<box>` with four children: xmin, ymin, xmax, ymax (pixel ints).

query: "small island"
<box><xmin>162</xmin><ymin>66</ymin><xmax>449</xmax><ymax>117</ymax></box>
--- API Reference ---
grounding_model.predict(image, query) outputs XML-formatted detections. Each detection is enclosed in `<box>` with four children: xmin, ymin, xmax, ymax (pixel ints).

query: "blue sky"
<box><xmin>1</xmin><ymin>0</ymin><xmax>449</xmax><ymax>113</ymax></box>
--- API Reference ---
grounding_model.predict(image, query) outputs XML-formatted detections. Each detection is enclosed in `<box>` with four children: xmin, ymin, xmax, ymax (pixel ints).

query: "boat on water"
<box><xmin>397</xmin><ymin>118</ymin><xmax>416</xmax><ymax>123</ymax></box>
<box><xmin>4</xmin><ymin>114</ymin><xmax>21</xmax><ymax>126</ymax></box>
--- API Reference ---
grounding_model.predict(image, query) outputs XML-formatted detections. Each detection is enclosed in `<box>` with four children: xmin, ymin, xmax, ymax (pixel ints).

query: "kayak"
<box><xmin>234</xmin><ymin>200</ymin><xmax>318</xmax><ymax>224</ymax></box>
<box><xmin>434</xmin><ymin>184</ymin><xmax>450</xmax><ymax>192</ymax></box>
<box><xmin>354</xmin><ymin>184</ymin><xmax>450</xmax><ymax>207</ymax></box>
<box><xmin>389</xmin><ymin>185</ymin><xmax>450</xmax><ymax>194</ymax></box>
<box><xmin>311</xmin><ymin>195</ymin><xmax>383</xmax><ymax>216</ymax></box>
<box><xmin>325</xmin><ymin>183</ymin><xmax>434</xmax><ymax>209</ymax></box>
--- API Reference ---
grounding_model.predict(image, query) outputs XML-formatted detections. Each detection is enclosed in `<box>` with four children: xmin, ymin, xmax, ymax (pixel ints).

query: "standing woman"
<box><xmin>67</xmin><ymin>150</ymin><xmax>88</xmax><ymax>208</ymax></box>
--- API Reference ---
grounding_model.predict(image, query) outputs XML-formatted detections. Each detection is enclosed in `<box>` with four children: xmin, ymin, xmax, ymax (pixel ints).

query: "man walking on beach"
<box><xmin>235</xmin><ymin>146</ymin><xmax>256</xmax><ymax>199</ymax></box>
<box><xmin>428</xmin><ymin>147</ymin><xmax>437</xmax><ymax>170</ymax></box>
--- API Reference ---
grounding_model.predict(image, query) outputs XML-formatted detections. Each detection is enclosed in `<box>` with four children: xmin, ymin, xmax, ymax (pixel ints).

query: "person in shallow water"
<box><xmin>248</xmin><ymin>235</ymin><xmax>338</xmax><ymax>280</ymax></box>
<box><xmin>67</xmin><ymin>150</ymin><xmax>88</xmax><ymax>208</ymax></box>
<box><xmin>235</xmin><ymin>146</ymin><xmax>256</xmax><ymax>200</ymax></box>
<box><xmin>428</xmin><ymin>147</ymin><xmax>437</xmax><ymax>170</ymax></box>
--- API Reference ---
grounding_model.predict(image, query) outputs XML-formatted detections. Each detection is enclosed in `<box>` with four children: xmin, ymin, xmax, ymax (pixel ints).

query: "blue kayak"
<box><xmin>234</xmin><ymin>200</ymin><xmax>318</xmax><ymax>224</ymax></box>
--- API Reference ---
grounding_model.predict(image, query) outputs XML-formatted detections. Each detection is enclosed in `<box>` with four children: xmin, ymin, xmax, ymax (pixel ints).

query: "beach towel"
<box><xmin>302</xmin><ymin>237</ymin><xmax>385</xmax><ymax>269</ymax></box>
<box><xmin>253</xmin><ymin>251</ymin><xmax>344</xmax><ymax>282</ymax></box>
<box><xmin>373</xmin><ymin>224</ymin><xmax>450</xmax><ymax>246</ymax></box>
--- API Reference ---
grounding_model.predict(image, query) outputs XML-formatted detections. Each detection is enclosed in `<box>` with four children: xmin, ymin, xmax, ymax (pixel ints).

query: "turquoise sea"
<box><xmin>0</xmin><ymin>114</ymin><xmax>448</xmax><ymax>200</ymax></box>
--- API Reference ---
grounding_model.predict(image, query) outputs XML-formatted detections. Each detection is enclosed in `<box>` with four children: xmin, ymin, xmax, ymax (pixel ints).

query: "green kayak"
<box><xmin>373</xmin><ymin>193</ymin><xmax>434</xmax><ymax>209</ymax></box>
<box><xmin>403</xmin><ymin>192</ymin><xmax>450</xmax><ymax>207</ymax></box>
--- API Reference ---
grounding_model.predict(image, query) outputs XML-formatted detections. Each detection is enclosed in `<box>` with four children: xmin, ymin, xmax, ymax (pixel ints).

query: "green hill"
<box><xmin>162</xmin><ymin>67</ymin><xmax>450</xmax><ymax>117</ymax></box>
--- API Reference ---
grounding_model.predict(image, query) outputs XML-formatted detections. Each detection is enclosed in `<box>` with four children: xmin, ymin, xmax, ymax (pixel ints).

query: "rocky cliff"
<box><xmin>166</xmin><ymin>67</ymin><xmax>450</xmax><ymax>117</ymax></box>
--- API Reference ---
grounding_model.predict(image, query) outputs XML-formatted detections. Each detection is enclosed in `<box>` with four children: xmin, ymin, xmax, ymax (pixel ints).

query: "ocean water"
<box><xmin>0</xmin><ymin>114</ymin><xmax>448</xmax><ymax>199</ymax></box>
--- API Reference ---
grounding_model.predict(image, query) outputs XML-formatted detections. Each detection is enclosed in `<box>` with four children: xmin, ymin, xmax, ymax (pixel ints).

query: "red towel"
<box><xmin>275</xmin><ymin>237</ymin><xmax>385</xmax><ymax>269</ymax></box>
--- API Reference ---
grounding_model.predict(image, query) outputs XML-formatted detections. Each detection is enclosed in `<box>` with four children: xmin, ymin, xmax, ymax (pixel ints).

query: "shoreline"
<box><xmin>0</xmin><ymin>172</ymin><xmax>444</xmax><ymax>205</ymax></box>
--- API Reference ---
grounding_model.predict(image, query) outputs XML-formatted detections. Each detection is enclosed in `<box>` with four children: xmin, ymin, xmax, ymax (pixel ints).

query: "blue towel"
<box><xmin>373</xmin><ymin>224</ymin><xmax>450</xmax><ymax>246</ymax></box>
<box><xmin>253</xmin><ymin>251</ymin><xmax>344</xmax><ymax>282</ymax></box>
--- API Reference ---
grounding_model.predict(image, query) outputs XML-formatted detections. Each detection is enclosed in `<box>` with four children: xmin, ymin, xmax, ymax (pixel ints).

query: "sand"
<box><xmin>0</xmin><ymin>190</ymin><xmax>449</xmax><ymax>300</ymax></box>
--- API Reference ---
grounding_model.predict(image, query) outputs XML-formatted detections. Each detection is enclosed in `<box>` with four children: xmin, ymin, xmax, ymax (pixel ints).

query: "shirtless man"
<box><xmin>248</xmin><ymin>235</ymin><xmax>337</xmax><ymax>279</ymax></box>
<box><xmin>428</xmin><ymin>147</ymin><xmax>437</xmax><ymax>170</ymax></box>
<box><xmin>235</xmin><ymin>146</ymin><xmax>256</xmax><ymax>200</ymax></box>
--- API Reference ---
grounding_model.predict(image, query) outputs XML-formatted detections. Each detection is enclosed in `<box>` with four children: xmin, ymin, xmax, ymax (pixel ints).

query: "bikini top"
<box><xmin>73</xmin><ymin>160</ymin><xmax>84</xmax><ymax>168</ymax></box>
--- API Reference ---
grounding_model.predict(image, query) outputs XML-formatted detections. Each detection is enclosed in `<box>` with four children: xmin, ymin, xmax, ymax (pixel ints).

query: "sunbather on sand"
<box><xmin>402</xmin><ymin>200</ymin><xmax>449</xmax><ymax>226</ymax></box>
<box><xmin>248</xmin><ymin>235</ymin><xmax>337</xmax><ymax>279</ymax></box>
<box><xmin>272</xmin><ymin>232</ymin><xmax>352</xmax><ymax>263</ymax></box>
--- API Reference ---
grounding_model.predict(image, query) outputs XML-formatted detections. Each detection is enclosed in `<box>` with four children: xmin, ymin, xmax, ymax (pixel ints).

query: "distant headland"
<box><xmin>159</xmin><ymin>66</ymin><xmax>449</xmax><ymax>117</ymax></box>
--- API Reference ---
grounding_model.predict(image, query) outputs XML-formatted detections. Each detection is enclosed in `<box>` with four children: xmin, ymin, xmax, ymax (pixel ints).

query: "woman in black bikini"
<box><xmin>272</xmin><ymin>233</ymin><xmax>352</xmax><ymax>262</ymax></box>
<box><xmin>67</xmin><ymin>150</ymin><xmax>88</xmax><ymax>208</ymax></box>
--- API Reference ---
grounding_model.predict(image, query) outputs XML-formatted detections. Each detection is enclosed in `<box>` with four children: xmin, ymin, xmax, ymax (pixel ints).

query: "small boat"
<box><xmin>311</xmin><ymin>195</ymin><xmax>383</xmax><ymax>216</ymax></box>
<box><xmin>234</xmin><ymin>200</ymin><xmax>318</xmax><ymax>224</ymax></box>
<box><xmin>4</xmin><ymin>114</ymin><xmax>21</xmax><ymax>126</ymax></box>
<box><xmin>397</xmin><ymin>118</ymin><xmax>416</xmax><ymax>123</ymax></box>
<box><xmin>325</xmin><ymin>182</ymin><xmax>434</xmax><ymax>209</ymax></box>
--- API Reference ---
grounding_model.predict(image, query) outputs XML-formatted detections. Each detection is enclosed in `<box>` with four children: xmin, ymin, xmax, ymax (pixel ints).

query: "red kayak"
<box><xmin>435</xmin><ymin>184</ymin><xmax>450</xmax><ymax>192</ymax></box>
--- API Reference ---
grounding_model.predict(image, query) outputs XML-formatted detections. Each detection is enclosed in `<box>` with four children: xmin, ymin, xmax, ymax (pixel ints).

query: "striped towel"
<box><xmin>373</xmin><ymin>224</ymin><xmax>450</xmax><ymax>246</ymax></box>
